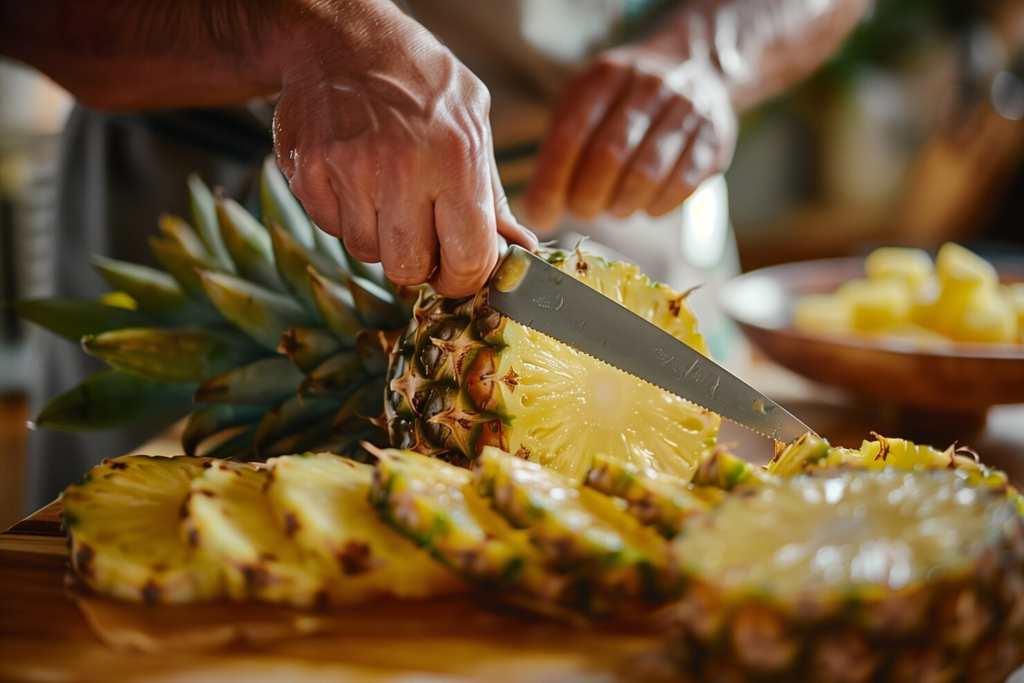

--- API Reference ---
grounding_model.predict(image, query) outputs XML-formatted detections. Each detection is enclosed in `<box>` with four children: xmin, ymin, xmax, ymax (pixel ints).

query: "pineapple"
<box><xmin>264</xmin><ymin>452</ymin><xmax>467</xmax><ymax>599</ymax></box>
<box><xmin>18</xmin><ymin>157</ymin><xmax>717</xmax><ymax>480</ymax></box>
<box><xmin>61</xmin><ymin>455</ymin><xmax>223</xmax><ymax>603</ymax></box>
<box><xmin>769</xmin><ymin>432</ymin><xmax>1015</xmax><ymax>495</ymax></box>
<box><xmin>669</xmin><ymin>469</ymin><xmax>1024</xmax><ymax>683</ymax></box>
<box><xmin>584</xmin><ymin>448</ymin><xmax>763</xmax><ymax>537</ymax></box>
<box><xmin>473</xmin><ymin>446</ymin><xmax>673</xmax><ymax>604</ymax></box>
<box><xmin>182</xmin><ymin>461</ymin><xmax>336</xmax><ymax>608</ymax></box>
<box><xmin>864</xmin><ymin>246</ymin><xmax>934</xmax><ymax>291</ymax></box>
<box><xmin>368</xmin><ymin>445</ymin><xmax>561</xmax><ymax>597</ymax></box>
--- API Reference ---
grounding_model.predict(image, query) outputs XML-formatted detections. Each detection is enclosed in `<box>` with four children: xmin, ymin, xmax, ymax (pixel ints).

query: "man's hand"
<box><xmin>0</xmin><ymin>0</ymin><xmax>537</xmax><ymax>299</ymax></box>
<box><xmin>524</xmin><ymin>48</ymin><xmax>736</xmax><ymax>230</ymax></box>
<box><xmin>273</xmin><ymin>3</ymin><xmax>536</xmax><ymax>297</ymax></box>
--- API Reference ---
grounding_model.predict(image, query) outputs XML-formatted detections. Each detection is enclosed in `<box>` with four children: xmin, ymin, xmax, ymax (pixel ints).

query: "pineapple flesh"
<box><xmin>61</xmin><ymin>455</ymin><xmax>223</xmax><ymax>604</ymax></box>
<box><xmin>182</xmin><ymin>461</ymin><xmax>335</xmax><ymax>608</ymax></box>
<box><xmin>670</xmin><ymin>470</ymin><xmax>1024</xmax><ymax>683</ymax></box>
<box><xmin>264</xmin><ymin>452</ymin><xmax>467</xmax><ymax>599</ymax></box>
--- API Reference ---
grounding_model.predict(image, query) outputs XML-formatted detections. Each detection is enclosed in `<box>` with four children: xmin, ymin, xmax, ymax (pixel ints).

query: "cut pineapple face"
<box><xmin>265</xmin><ymin>452</ymin><xmax>465</xmax><ymax>600</ymax></box>
<box><xmin>495</xmin><ymin>253</ymin><xmax>719</xmax><ymax>482</ymax></box>
<box><xmin>370</xmin><ymin>447</ymin><xmax>556</xmax><ymax>594</ymax></box>
<box><xmin>61</xmin><ymin>455</ymin><xmax>222</xmax><ymax>604</ymax></box>
<box><xmin>183</xmin><ymin>461</ymin><xmax>333</xmax><ymax>608</ymax></box>
<box><xmin>675</xmin><ymin>470</ymin><xmax>1017</xmax><ymax>596</ymax></box>
<box><xmin>475</xmin><ymin>447</ymin><xmax>671</xmax><ymax>600</ymax></box>
<box><xmin>671</xmin><ymin>470</ymin><xmax>1024</xmax><ymax>682</ymax></box>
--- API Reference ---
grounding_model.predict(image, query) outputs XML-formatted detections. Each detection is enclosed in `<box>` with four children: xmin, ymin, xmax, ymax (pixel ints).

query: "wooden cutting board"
<box><xmin>0</xmin><ymin>501</ymin><xmax>678</xmax><ymax>683</ymax></box>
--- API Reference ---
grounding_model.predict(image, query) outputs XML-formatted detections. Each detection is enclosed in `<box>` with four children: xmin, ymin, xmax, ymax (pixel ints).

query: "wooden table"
<box><xmin>2</xmin><ymin>362</ymin><xmax>1023</xmax><ymax>682</ymax></box>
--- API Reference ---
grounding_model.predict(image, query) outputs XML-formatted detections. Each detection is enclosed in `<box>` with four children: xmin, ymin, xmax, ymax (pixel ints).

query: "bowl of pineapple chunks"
<box><xmin>721</xmin><ymin>243</ymin><xmax>1024</xmax><ymax>415</ymax></box>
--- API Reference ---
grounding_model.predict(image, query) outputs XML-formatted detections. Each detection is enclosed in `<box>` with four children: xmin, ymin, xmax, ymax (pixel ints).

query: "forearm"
<box><xmin>0</xmin><ymin>0</ymin><xmax>408</xmax><ymax>111</ymax></box>
<box><xmin>644</xmin><ymin>0</ymin><xmax>871</xmax><ymax>110</ymax></box>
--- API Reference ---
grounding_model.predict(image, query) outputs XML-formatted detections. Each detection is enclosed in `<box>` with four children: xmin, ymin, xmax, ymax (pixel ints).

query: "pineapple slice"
<box><xmin>369</xmin><ymin>446</ymin><xmax>559</xmax><ymax>596</ymax></box>
<box><xmin>769</xmin><ymin>432</ymin><xmax>1013</xmax><ymax>494</ymax></box>
<box><xmin>474</xmin><ymin>447</ymin><xmax>673</xmax><ymax>602</ymax></box>
<box><xmin>183</xmin><ymin>461</ymin><xmax>335</xmax><ymax>608</ymax></box>
<box><xmin>62</xmin><ymin>455</ymin><xmax>223</xmax><ymax>604</ymax></box>
<box><xmin>585</xmin><ymin>452</ymin><xmax>720</xmax><ymax>537</ymax></box>
<box><xmin>865</xmin><ymin>247</ymin><xmax>933</xmax><ymax>291</ymax></box>
<box><xmin>670</xmin><ymin>470</ymin><xmax>1024</xmax><ymax>682</ymax></box>
<box><xmin>265</xmin><ymin>452</ymin><xmax>466</xmax><ymax>599</ymax></box>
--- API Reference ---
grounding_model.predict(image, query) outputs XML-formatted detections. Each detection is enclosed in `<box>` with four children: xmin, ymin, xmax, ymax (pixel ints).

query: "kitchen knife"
<box><xmin>488</xmin><ymin>246</ymin><xmax>816</xmax><ymax>444</ymax></box>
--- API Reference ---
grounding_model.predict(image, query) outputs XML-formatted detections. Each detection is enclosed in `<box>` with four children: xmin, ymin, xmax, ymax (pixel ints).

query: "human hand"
<box><xmin>273</xmin><ymin>1</ymin><xmax>536</xmax><ymax>297</ymax></box>
<box><xmin>523</xmin><ymin>47</ymin><xmax>737</xmax><ymax>229</ymax></box>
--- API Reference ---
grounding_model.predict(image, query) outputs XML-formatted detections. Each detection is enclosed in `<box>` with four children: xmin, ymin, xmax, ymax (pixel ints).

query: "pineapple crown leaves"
<box><xmin>17</xmin><ymin>156</ymin><xmax>412</xmax><ymax>460</ymax></box>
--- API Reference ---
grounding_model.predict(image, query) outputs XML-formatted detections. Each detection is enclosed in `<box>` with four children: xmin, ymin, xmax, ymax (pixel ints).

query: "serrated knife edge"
<box><xmin>487</xmin><ymin>246</ymin><xmax>817</xmax><ymax>444</ymax></box>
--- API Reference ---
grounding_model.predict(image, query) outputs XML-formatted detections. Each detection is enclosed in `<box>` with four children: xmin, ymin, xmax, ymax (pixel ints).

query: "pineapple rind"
<box><xmin>369</xmin><ymin>447</ymin><xmax>556</xmax><ymax>595</ymax></box>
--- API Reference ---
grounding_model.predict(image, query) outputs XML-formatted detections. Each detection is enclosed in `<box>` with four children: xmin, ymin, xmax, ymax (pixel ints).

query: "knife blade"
<box><xmin>488</xmin><ymin>246</ymin><xmax>816</xmax><ymax>444</ymax></box>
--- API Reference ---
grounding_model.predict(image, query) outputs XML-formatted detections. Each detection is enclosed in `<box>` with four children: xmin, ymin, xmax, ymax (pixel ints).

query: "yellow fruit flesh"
<box><xmin>61</xmin><ymin>455</ymin><xmax>222</xmax><ymax>604</ymax></box>
<box><xmin>185</xmin><ymin>462</ymin><xmax>331</xmax><ymax>607</ymax></box>
<box><xmin>675</xmin><ymin>470</ymin><xmax>1006</xmax><ymax>595</ymax></box>
<box><xmin>864</xmin><ymin>247</ymin><xmax>934</xmax><ymax>291</ymax></box>
<box><xmin>265</xmin><ymin>453</ymin><xmax>466</xmax><ymax>599</ymax></box>
<box><xmin>795</xmin><ymin>242</ymin><xmax>1021</xmax><ymax>347</ymax></box>
<box><xmin>496</xmin><ymin>255</ymin><xmax>720</xmax><ymax>482</ymax></box>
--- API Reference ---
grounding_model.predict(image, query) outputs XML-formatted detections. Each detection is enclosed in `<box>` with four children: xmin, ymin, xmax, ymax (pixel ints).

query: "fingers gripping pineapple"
<box><xmin>20</xmin><ymin>158</ymin><xmax>718</xmax><ymax>480</ymax></box>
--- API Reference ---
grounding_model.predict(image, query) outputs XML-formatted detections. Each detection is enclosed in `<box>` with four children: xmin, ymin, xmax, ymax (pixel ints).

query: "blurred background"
<box><xmin>2</xmin><ymin>0</ymin><xmax>1024</xmax><ymax>529</ymax></box>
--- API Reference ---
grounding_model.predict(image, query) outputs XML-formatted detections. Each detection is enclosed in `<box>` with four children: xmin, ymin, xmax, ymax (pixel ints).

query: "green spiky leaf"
<box><xmin>216</xmin><ymin>194</ymin><xmax>284</xmax><ymax>292</ymax></box>
<box><xmin>35</xmin><ymin>370</ymin><xmax>194</xmax><ymax>431</ymax></box>
<box><xmin>82</xmin><ymin>327</ymin><xmax>265</xmax><ymax>383</ymax></box>
<box><xmin>182</xmin><ymin>403</ymin><xmax>269</xmax><ymax>457</ymax></box>
<box><xmin>199</xmin><ymin>270</ymin><xmax>316</xmax><ymax>351</ymax></box>
<box><xmin>14</xmin><ymin>298</ymin><xmax>154</xmax><ymax>341</ymax></box>
<box><xmin>195</xmin><ymin>356</ymin><xmax>305</xmax><ymax>405</ymax></box>
<box><xmin>90</xmin><ymin>256</ymin><xmax>216</xmax><ymax>323</ymax></box>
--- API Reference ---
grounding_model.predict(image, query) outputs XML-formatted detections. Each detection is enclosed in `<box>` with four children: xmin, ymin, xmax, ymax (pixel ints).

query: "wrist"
<box><xmin>269</xmin><ymin>0</ymin><xmax>426</xmax><ymax>88</ymax></box>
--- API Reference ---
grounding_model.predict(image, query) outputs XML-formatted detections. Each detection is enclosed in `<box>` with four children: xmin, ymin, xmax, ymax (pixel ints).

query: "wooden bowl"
<box><xmin>720</xmin><ymin>258</ymin><xmax>1024</xmax><ymax>422</ymax></box>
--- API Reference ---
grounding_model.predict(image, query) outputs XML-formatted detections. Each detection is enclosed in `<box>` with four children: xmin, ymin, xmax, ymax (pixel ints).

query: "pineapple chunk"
<box><xmin>475</xmin><ymin>447</ymin><xmax>672</xmax><ymax>602</ymax></box>
<box><xmin>792</xmin><ymin>294</ymin><xmax>851</xmax><ymax>335</ymax></box>
<box><xmin>836</xmin><ymin>279</ymin><xmax>912</xmax><ymax>332</ymax></box>
<box><xmin>183</xmin><ymin>461</ymin><xmax>335</xmax><ymax>608</ymax></box>
<box><xmin>935</xmin><ymin>242</ymin><xmax>999</xmax><ymax>292</ymax></box>
<box><xmin>1006</xmin><ymin>283</ymin><xmax>1024</xmax><ymax>343</ymax></box>
<box><xmin>61</xmin><ymin>455</ymin><xmax>223</xmax><ymax>604</ymax></box>
<box><xmin>369</xmin><ymin>446</ymin><xmax>557</xmax><ymax>594</ymax></box>
<box><xmin>864</xmin><ymin>247</ymin><xmax>933</xmax><ymax>291</ymax></box>
<box><xmin>265</xmin><ymin>453</ymin><xmax>467</xmax><ymax>600</ymax></box>
<box><xmin>951</xmin><ymin>290</ymin><xmax>1018</xmax><ymax>344</ymax></box>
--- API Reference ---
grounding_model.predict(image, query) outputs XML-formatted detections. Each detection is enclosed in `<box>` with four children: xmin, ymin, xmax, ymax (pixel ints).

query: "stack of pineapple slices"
<box><xmin>64</xmin><ymin>438</ymin><xmax>1024</xmax><ymax>683</ymax></box>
